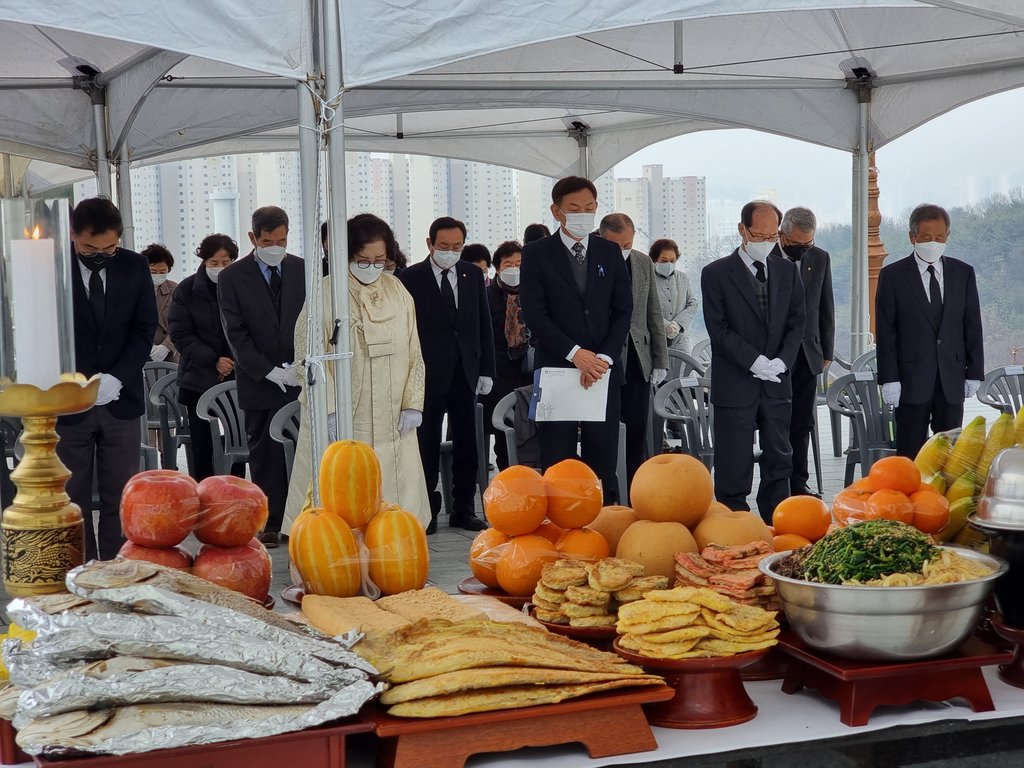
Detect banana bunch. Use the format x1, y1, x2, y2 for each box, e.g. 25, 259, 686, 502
914, 409, 1024, 543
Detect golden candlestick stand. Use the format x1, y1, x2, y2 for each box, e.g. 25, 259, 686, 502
0, 374, 99, 596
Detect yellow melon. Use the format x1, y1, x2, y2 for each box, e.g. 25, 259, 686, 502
615, 520, 698, 580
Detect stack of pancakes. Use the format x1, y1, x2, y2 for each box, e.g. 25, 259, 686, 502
674, 542, 781, 612
532, 558, 668, 628
616, 586, 780, 659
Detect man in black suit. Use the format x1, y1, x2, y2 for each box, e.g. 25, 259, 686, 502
399, 217, 495, 534
519, 177, 633, 504
56, 198, 158, 560
876, 203, 984, 459
701, 200, 805, 522
774, 207, 834, 497
218, 206, 305, 547
598, 213, 668, 492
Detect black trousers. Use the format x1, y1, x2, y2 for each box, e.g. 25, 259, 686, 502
179, 387, 245, 482
538, 367, 622, 505
713, 395, 793, 523
418, 372, 479, 520
56, 407, 141, 560
244, 406, 289, 532
1, 454, 15, 510
788, 348, 818, 492
895, 376, 963, 459
620, 344, 651, 495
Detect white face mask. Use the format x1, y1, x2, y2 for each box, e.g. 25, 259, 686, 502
349, 261, 384, 285
206, 267, 225, 284
744, 240, 774, 263
256, 245, 286, 267
151, 274, 168, 287
655, 262, 676, 278
560, 211, 596, 240
914, 241, 946, 264
431, 250, 460, 269
500, 267, 521, 287
621, 248, 632, 260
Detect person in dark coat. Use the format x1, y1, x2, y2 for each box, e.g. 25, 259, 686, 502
168, 234, 241, 481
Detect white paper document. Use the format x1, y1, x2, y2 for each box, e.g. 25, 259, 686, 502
529, 366, 610, 422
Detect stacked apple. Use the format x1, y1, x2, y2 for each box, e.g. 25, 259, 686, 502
118, 469, 272, 601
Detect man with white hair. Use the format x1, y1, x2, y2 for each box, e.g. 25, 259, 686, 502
774, 206, 834, 498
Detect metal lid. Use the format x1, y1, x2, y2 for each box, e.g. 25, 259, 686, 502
976, 448, 1024, 529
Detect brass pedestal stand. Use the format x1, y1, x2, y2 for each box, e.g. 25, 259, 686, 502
0, 375, 99, 596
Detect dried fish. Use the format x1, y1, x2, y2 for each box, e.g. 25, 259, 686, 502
0, 683, 20, 719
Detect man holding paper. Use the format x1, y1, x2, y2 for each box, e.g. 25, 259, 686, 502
701, 200, 805, 522
520, 176, 633, 503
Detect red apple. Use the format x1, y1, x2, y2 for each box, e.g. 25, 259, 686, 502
118, 541, 193, 571
120, 472, 200, 547
194, 476, 269, 547
192, 538, 272, 601
132, 469, 199, 488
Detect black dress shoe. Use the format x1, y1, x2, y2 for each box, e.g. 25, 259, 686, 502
257, 531, 280, 549
449, 515, 488, 531
425, 516, 438, 535
791, 487, 822, 499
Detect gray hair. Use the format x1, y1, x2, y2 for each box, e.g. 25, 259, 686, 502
780, 207, 817, 235
909, 203, 950, 235
598, 212, 634, 235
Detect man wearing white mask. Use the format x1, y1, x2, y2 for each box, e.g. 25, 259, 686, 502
876, 203, 984, 459
701, 200, 805, 522
218, 206, 305, 547
400, 217, 495, 533
519, 177, 633, 504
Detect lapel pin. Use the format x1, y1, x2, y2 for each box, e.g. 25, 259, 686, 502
598, 265, 605, 277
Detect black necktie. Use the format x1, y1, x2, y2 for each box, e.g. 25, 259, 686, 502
268, 265, 281, 307
754, 262, 766, 283
927, 265, 942, 324
89, 269, 105, 327
572, 242, 585, 264
440, 269, 457, 317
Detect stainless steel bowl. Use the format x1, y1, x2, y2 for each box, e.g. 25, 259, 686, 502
977, 447, 1024, 530
759, 548, 1007, 661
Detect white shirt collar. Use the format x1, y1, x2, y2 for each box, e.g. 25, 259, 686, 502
738, 246, 764, 275
559, 228, 587, 255
914, 253, 943, 277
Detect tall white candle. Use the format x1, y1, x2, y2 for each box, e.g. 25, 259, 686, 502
10, 237, 62, 389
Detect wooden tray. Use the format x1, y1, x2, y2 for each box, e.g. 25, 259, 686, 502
740, 644, 790, 681
1, 718, 30, 765
456, 577, 530, 608
778, 632, 1012, 726
990, 613, 1024, 688
26, 718, 372, 768
528, 606, 617, 647
364, 685, 674, 768
613, 640, 767, 729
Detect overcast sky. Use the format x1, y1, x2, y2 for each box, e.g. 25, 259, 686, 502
614, 88, 1024, 227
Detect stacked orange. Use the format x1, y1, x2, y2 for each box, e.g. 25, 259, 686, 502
831, 456, 949, 535
469, 460, 610, 597
771, 495, 831, 551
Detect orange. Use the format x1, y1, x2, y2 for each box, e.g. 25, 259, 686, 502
868, 456, 922, 496
831, 487, 872, 526
534, 520, 565, 544
542, 459, 603, 529
865, 489, 915, 525
469, 528, 511, 588
772, 533, 812, 552
483, 465, 548, 536
554, 527, 611, 561
772, 496, 831, 542
917, 481, 942, 496
910, 490, 950, 534
850, 477, 874, 491
494, 533, 559, 596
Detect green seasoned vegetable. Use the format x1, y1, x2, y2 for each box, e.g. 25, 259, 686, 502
802, 519, 939, 584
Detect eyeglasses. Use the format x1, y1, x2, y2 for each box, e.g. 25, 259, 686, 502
745, 230, 778, 243
354, 260, 387, 269
78, 245, 119, 256
784, 237, 814, 248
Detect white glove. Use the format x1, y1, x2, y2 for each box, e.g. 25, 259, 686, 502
965, 379, 982, 398
476, 376, 493, 396
150, 344, 169, 362
651, 368, 668, 388
665, 321, 680, 340
749, 355, 781, 384
265, 365, 298, 392
397, 409, 422, 437
766, 358, 786, 376
881, 382, 902, 408
95, 373, 123, 406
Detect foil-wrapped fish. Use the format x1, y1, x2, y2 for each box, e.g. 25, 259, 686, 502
3, 638, 66, 689
16, 679, 384, 756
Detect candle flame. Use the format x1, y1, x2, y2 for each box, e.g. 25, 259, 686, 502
23, 226, 42, 239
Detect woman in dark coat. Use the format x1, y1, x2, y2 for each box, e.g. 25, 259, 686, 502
168, 234, 240, 480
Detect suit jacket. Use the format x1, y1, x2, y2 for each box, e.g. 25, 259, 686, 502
519, 232, 633, 371
771, 244, 834, 374
875, 254, 984, 406
168, 268, 234, 395
153, 279, 179, 363
218, 252, 305, 411
61, 248, 158, 424
700, 250, 806, 408
399, 259, 495, 397
622, 249, 668, 380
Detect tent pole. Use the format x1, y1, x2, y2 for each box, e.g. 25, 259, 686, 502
323, 0, 353, 441
851, 96, 871, 358
298, 79, 329, 501
116, 145, 135, 251
0, 154, 13, 198
91, 97, 112, 199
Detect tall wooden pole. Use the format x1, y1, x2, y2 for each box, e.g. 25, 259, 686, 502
867, 150, 888, 340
